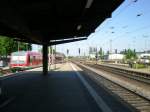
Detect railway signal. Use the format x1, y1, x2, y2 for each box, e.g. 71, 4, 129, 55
115, 49, 117, 54
67, 49, 69, 55
67, 49, 69, 62
78, 48, 80, 55
78, 48, 81, 61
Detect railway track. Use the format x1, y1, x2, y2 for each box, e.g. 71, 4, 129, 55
0, 65, 42, 77
84, 61, 150, 84
74, 62, 150, 112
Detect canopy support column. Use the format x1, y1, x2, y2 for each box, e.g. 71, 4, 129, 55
43, 44, 48, 75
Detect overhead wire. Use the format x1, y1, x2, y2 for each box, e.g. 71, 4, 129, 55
97, 0, 139, 46
112, 24, 150, 42
89, 0, 149, 52
101, 0, 150, 47
96, 0, 136, 33
100, 23, 150, 51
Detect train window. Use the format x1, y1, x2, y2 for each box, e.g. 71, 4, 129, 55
11, 60, 17, 64
11, 60, 25, 64
12, 51, 26, 56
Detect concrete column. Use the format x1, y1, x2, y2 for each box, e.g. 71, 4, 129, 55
43, 45, 48, 75
0, 79, 2, 97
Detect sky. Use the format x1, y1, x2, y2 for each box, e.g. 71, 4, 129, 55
33, 0, 150, 56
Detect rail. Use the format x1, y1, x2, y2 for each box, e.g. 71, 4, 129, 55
79, 61, 150, 84
74, 62, 150, 112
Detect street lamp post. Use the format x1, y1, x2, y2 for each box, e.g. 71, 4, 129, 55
78, 48, 80, 61
18, 41, 20, 52
67, 49, 69, 62
110, 39, 112, 54
55, 43, 56, 69
143, 35, 148, 53
95, 47, 98, 64
48, 46, 51, 71
26, 43, 28, 51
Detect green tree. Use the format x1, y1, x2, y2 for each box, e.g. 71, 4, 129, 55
18, 42, 32, 51
124, 49, 137, 60
0, 36, 32, 57
98, 47, 104, 59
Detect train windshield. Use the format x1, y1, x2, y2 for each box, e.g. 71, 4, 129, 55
11, 51, 26, 56
11, 51, 27, 64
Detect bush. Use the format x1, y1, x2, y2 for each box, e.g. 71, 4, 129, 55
10, 67, 23, 73
133, 64, 146, 69
0, 72, 3, 76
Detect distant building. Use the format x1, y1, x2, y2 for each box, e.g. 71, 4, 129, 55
139, 53, 150, 58
48, 52, 65, 64
103, 54, 124, 61
89, 47, 97, 59
89, 53, 96, 59
136, 50, 149, 57
138, 53, 150, 64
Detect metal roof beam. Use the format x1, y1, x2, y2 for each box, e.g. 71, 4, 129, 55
49, 37, 87, 45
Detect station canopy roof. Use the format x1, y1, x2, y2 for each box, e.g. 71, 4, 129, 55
0, 0, 124, 45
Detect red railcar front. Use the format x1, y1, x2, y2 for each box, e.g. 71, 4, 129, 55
10, 51, 42, 68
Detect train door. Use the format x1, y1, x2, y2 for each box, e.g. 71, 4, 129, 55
29, 55, 33, 66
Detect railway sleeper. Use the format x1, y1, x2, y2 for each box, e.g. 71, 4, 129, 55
77, 63, 150, 111
127, 100, 147, 103
132, 103, 150, 106
136, 106, 150, 110
96, 64, 150, 79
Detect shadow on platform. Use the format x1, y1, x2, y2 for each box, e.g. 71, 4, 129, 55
1, 70, 100, 112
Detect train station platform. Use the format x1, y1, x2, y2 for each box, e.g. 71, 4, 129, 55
0, 63, 132, 112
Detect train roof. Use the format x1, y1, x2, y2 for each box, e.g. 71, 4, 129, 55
11, 51, 42, 56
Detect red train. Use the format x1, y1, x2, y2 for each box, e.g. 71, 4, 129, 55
10, 51, 65, 68
10, 51, 42, 68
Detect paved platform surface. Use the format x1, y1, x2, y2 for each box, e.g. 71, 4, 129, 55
1, 63, 100, 112
0, 63, 133, 112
